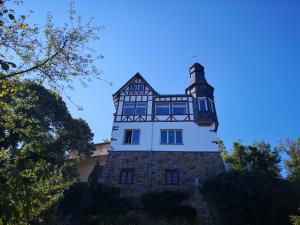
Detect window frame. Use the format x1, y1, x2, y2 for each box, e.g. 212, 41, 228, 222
155, 102, 170, 115
123, 129, 140, 145
135, 102, 147, 115
160, 129, 183, 145
198, 97, 208, 111
172, 102, 188, 115
137, 84, 144, 91
165, 169, 179, 185
123, 102, 135, 115
129, 85, 137, 91
208, 98, 215, 113
119, 168, 134, 184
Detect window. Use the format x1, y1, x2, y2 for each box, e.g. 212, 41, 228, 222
123, 102, 135, 115
198, 98, 208, 111
172, 102, 187, 115
208, 99, 215, 113
155, 102, 170, 115
120, 169, 134, 184
160, 130, 183, 144
165, 170, 179, 185
129, 85, 137, 91
137, 85, 144, 91
135, 102, 147, 115
124, 130, 140, 144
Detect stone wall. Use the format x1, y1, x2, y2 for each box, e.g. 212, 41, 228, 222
101, 151, 224, 195
101, 151, 224, 225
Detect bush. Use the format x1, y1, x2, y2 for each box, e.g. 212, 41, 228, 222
200, 171, 300, 225
141, 190, 195, 223
58, 182, 129, 218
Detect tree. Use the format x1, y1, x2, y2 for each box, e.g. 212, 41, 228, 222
200, 171, 300, 225
291, 209, 300, 225
0, 0, 103, 90
0, 81, 95, 224
279, 138, 300, 183
220, 140, 280, 177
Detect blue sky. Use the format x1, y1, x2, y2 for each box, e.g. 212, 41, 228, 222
20, 0, 300, 150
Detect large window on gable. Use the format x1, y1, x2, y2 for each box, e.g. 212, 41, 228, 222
124, 130, 140, 144
155, 102, 170, 115
160, 130, 183, 144
172, 102, 187, 115
123, 102, 135, 115
135, 102, 147, 115
198, 98, 208, 111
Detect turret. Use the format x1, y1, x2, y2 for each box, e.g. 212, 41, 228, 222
185, 63, 219, 131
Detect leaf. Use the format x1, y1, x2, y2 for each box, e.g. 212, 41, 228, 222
20, 23, 27, 29
0, 20, 3, 27
1, 62, 9, 71
8, 14, 15, 20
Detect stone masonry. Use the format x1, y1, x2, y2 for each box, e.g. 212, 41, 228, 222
101, 151, 224, 224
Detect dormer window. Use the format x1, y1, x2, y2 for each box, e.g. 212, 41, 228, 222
172, 102, 187, 115
123, 102, 135, 115
198, 97, 208, 111
155, 102, 170, 115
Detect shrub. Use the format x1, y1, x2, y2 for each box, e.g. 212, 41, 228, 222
200, 171, 300, 225
141, 190, 194, 222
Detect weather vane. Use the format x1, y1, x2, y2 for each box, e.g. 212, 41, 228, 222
192, 55, 198, 63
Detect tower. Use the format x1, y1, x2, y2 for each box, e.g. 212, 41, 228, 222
101, 63, 224, 196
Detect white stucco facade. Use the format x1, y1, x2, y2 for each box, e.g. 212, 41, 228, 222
110, 121, 218, 152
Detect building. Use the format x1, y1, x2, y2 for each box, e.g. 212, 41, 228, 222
101, 63, 224, 196
67, 142, 109, 182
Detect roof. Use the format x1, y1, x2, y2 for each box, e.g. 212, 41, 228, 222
112, 72, 158, 97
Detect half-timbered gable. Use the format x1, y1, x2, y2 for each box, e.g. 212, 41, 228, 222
113, 73, 157, 123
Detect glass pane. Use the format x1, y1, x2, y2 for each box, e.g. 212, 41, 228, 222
124, 131, 132, 144
199, 99, 207, 111
130, 85, 137, 91
175, 130, 182, 144
172, 103, 187, 115
161, 131, 168, 144
120, 171, 127, 184
156, 103, 170, 115
168, 131, 175, 144
132, 130, 140, 144
135, 102, 146, 115
127, 171, 133, 183
138, 85, 144, 91
123, 102, 135, 115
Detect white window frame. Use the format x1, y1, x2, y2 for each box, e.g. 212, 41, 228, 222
123, 102, 135, 115
198, 97, 208, 111
137, 84, 144, 91
208, 98, 215, 113
172, 102, 187, 115
129, 85, 137, 91
155, 102, 170, 115
160, 129, 183, 145
135, 102, 147, 115
123, 129, 140, 145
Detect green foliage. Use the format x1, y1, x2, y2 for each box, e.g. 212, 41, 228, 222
200, 171, 300, 225
0, 0, 103, 92
279, 138, 300, 183
291, 209, 300, 225
58, 182, 126, 219
0, 81, 95, 224
219, 140, 280, 176
141, 190, 195, 223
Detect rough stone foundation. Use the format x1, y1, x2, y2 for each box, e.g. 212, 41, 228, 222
101, 151, 224, 225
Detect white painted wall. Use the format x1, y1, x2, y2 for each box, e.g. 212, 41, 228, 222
110, 121, 218, 152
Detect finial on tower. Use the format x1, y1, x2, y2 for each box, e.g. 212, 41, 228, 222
192, 55, 199, 64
